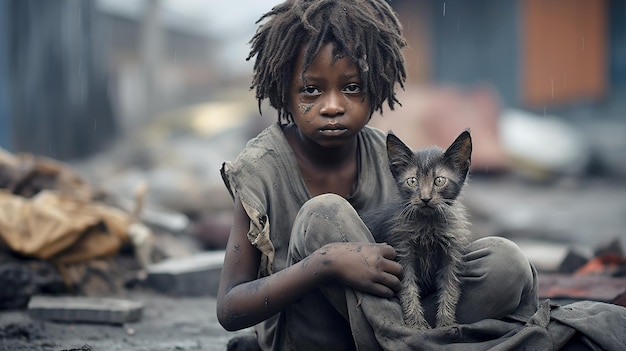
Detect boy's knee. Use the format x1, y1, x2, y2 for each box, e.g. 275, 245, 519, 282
290, 194, 361, 259
472, 236, 532, 288
460, 237, 534, 321
298, 193, 349, 219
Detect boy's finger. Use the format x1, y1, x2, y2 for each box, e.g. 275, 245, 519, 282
379, 243, 397, 260
378, 272, 402, 293
371, 283, 396, 299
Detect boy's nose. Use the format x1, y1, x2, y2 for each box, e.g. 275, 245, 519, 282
320, 91, 345, 116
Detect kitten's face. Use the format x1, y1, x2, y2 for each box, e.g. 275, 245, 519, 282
386, 131, 472, 217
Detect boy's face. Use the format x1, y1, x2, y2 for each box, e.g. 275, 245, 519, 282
287, 42, 371, 149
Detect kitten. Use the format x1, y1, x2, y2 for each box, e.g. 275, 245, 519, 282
362, 130, 472, 329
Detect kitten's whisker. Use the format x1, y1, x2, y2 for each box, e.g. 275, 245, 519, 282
436, 206, 449, 222
400, 203, 417, 219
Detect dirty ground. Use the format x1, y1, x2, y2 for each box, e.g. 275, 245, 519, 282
0, 290, 250, 351
1, 175, 625, 351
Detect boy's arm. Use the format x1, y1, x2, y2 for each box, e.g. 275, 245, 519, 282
216, 196, 403, 331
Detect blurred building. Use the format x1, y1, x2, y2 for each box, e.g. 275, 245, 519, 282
394, 0, 625, 111
0, 0, 252, 160
0, 0, 624, 161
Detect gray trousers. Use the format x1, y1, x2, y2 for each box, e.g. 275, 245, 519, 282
273, 194, 537, 351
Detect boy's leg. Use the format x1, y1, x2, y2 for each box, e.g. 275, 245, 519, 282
457, 236, 537, 323
285, 194, 389, 350
286, 194, 537, 350
421, 236, 538, 325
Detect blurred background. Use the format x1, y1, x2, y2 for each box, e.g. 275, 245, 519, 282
1, 0, 625, 278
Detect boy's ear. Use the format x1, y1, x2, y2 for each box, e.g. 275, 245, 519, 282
443, 129, 472, 176
386, 132, 414, 179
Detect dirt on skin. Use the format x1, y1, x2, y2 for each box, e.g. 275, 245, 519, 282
0, 291, 250, 351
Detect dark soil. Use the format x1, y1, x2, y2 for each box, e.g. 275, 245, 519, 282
0, 291, 247, 351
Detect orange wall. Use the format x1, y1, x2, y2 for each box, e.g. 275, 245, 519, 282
522, 0, 607, 107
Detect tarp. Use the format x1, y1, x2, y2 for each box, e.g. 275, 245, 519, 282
0, 147, 131, 264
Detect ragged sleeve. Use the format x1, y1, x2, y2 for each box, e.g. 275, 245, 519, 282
220, 123, 298, 276
221, 162, 274, 276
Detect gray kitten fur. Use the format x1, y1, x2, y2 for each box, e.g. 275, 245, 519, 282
363, 130, 472, 329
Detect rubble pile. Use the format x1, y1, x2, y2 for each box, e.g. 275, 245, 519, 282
0, 147, 154, 309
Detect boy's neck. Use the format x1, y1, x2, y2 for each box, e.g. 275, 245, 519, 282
282, 123, 359, 198
283, 124, 358, 170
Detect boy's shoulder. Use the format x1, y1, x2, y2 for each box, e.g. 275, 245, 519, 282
362, 124, 386, 137
248, 121, 282, 144
360, 124, 388, 147
231, 122, 288, 166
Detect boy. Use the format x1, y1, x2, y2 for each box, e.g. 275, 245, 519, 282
218, 1, 626, 350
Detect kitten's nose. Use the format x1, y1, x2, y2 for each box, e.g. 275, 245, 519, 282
421, 197, 431, 203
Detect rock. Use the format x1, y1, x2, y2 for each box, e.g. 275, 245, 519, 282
0, 262, 36, 309
28, 296, 144, 324
146, 251, 225, 296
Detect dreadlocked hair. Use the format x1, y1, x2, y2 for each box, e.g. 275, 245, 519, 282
247, 0, 408, 123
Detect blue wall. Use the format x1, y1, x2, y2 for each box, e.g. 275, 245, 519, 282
429, 0, 519, 107
0, 0, 12, 150
610, 0, 626, 90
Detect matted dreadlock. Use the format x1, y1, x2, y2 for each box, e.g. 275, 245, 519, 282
247, 0, 407, 123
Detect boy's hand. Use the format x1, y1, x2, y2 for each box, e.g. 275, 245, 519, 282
315, 242, 403, 298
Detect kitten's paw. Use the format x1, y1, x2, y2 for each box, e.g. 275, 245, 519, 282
404, 316, 431, 330
435, 317, 457, 329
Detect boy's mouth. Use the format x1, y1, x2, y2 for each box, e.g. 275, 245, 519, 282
319, 127, 347, 136
319, 124, 347, 136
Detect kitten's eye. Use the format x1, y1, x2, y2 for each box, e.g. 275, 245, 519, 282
406, 177, 418, 188
434, 176, 447, 187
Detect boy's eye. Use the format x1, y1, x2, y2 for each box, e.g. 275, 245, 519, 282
406, 177, 418, 188
343, 83, 362, 94
434, 176, 447, 187
302, 86, 321, 95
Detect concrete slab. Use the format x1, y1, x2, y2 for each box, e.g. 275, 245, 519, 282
28, 296, 144, 324
146, 250, 225, 296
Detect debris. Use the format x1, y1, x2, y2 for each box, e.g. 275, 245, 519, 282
60, 345, 93, 351
0, 263, 35, 309
191, 211, 233, 250
111, 192, 190, 234
146, 251, 225, 296
559, 247, 593, 274
574, 253, 626, 277
538, 274, 626, 304
537, 239, 626, 305
0, 147, 155, 294
0, 189, 130, 262
500, 108, 591, 180
0, 259, 70, 310
0, 147, 93, 201
510, 238, 572, 272
28, 296, 144, 324
128, 222, 155, 269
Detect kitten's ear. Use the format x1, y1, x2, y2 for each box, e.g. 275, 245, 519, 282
443, 129, 472, 178
386, 132, 414, 178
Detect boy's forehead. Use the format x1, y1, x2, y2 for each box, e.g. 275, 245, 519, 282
298, 41, 354, 69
